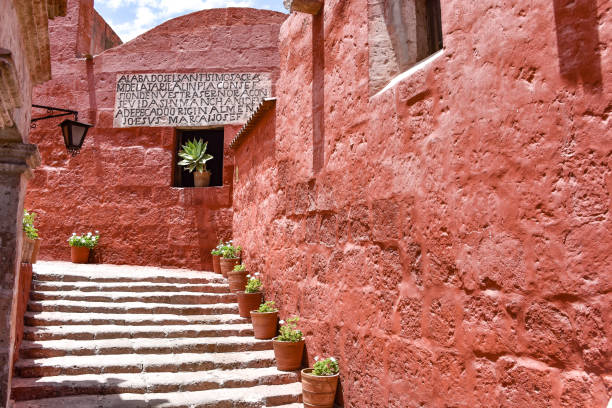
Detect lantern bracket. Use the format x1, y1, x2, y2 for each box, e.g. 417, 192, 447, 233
31, 104, 78, 127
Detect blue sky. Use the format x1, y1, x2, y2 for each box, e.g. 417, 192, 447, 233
94, 0, 287, 43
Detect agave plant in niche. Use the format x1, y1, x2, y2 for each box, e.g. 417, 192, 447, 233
178, 138, 214, 187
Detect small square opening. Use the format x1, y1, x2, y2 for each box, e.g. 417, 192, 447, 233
174, 129, 224, 187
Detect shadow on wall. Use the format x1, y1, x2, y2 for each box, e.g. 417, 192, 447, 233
312, 11, 325, 174
552, 0, 602, 92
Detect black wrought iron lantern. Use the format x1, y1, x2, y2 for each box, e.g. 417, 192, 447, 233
31, 105, 93, 155
58, 119, 92, 155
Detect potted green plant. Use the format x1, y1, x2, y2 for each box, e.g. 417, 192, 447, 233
219, 241, 241, 278
210, 241, 223, 274
273, 316, 305, 371
250, 300, 278, 339
227, 263, 249, 292
301, 357, 340, 408
237, 272, 263, 318
22, 210, 39, 263
68, 231, 100, 264
178, 138, 213, 187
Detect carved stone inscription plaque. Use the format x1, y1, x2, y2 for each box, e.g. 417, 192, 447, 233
113, 72, 272, 128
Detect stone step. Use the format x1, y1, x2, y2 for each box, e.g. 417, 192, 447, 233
16, 350, 277, 377
30, 291, 236, 304
24, 311, 247, 327
21, 336, 273, 358
24, 323, 254, 341
32, 261, 224, 285
28, 300, 239, 315
12, 367, 298, 400
31, 280, 230, 293
13, 382, 302, 407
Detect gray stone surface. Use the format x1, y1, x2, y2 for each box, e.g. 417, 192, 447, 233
113, 72, 272, 128
13, 262, 302, 405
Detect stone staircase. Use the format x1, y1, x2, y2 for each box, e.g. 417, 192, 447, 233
11, 262, 302, 407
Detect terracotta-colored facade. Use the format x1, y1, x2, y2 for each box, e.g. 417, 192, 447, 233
1, 0, 67, 405
232, 1, 611, 407
25, 1, 286, 270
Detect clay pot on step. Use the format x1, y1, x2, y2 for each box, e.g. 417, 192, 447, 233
21, 232, 35, 263
71, 246, 90, 263
273, 338, 305, 371
301, 369, 340, 408
219, 257, 240, 278
227, 269, 249, 292
250, 310, 278, 339
31, 239, 41, 264
212, 254, 221, 274
236, 291, 263, 318
193, 170, 211, 187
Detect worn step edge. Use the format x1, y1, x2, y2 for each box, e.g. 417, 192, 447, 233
30, 291, 237, 305
16, 350, 277, 377
24, 311, 247, 327
11, 367, 298, 401
21, 336, 272, 358
13, 382, 302, 407
31, 281, 230, 293
24, 323, 254, 341
27, 300, 239, 315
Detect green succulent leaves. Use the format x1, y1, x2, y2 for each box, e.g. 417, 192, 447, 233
178, 139, 213, 173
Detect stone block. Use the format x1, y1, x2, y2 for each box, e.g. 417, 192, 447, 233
283, 0, 324, 15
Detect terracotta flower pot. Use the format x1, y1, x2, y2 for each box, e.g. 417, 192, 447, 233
237, 291, 263, 318
250, 311, 278, 339
301, 368, 340, 408
227, 270, 249, 292
212, 254, 221, 274
193, 170, 211, 187
21, 232, 35, 263
219, 257, 240, 278
31, 239, 41, 264
71, 246, 90, 263
273, 338, 305, 371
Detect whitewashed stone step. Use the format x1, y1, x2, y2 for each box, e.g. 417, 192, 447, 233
28, 300, 239, 315
25, 311, 246, 326
21, 336, 273, 358
12, 367, 299, 400
24, 323, 254, 341
30, 291, 236, 304
32, 261, 223, 284
13, 382, 302, 407
32, 280, 230, 293
16, 350, 277, 377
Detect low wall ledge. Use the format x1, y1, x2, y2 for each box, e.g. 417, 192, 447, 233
230, 98, 276, 149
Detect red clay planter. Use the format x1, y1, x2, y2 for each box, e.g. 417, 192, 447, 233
301, 369, 339, 408
71, 246, 90, 263
237, 292, 263, 318
212, 254, 221, 274
219, 257, 240, 278
250, 311, 278, 339
273, 338, 305, 371
227, 270, 249, 292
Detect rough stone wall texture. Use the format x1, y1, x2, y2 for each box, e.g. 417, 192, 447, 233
232, 1, 612, 407
25, 2, 286, 270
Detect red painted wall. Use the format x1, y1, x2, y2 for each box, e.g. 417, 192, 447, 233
25, 1, 286, 270
232, 1, 611, 406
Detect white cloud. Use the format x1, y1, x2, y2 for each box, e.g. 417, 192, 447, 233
98, 0, 256, 41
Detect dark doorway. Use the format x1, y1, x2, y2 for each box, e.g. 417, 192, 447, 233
174, 129, 224, 187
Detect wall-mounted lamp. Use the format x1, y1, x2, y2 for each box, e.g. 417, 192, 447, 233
31, 104, 93, 155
